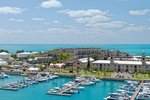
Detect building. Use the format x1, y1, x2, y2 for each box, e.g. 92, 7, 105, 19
65, 57, 94, 68
92, 55, 150, 73
49, 63, 65, 68
0, 52, 11, 59
17, 52, 38, 58
63, 48, 102, 55
0, 58, 8, 66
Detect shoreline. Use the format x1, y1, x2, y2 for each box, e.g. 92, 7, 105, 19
2, 70, 150, 81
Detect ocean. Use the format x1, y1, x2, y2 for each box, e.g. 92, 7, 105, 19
0, 44, 150, 55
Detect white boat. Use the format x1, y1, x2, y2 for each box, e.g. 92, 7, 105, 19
105, 93, 130, 100
76, 86, 85, 90
81, 81, 95, 86
137, 93, 150, 100
0, 72, 8, 78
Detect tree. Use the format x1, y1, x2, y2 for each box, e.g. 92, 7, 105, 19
87, 56, 91, 70
37, 65, 45, 71
11, 54, 17, 58
0, 49, 9, 53
16, 50, 24, 53
76, 66, 79, 75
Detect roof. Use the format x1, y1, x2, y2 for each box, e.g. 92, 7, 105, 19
79, 57, 94, 63
92, 60, 150, 65
27, 67, 39, 71
0, 52, 10, 55
18, 52, 32, 55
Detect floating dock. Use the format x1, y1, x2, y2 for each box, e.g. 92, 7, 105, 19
130, 81, 143, 100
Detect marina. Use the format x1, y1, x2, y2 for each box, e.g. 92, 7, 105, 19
0, 73, 59, 91
105, 80, 150, 100
0, 74, 125, 100
46, 76, 100, 96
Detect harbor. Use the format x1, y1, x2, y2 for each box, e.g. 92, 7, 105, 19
105, 80, 150, 100
0, 74, 125, 100
0, 73, 59, 91
46, 76, 100, 96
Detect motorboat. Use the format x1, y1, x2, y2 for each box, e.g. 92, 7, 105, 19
0, 72, 8, 78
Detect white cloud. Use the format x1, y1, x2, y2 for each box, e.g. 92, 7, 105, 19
122, 24, 147, 32
0, 7, 26, 14
32, 18, 45, 21
41, 0, 62, 8
129, 9, 150, 15
53, 20, 61, 24
59, 9, 111, 23
9, 18, 24, 22
37, 27, 79, 34
86, 21, 126, 29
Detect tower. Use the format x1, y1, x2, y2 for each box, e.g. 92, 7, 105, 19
110, 56, 114, 64
142, 50, 146, 66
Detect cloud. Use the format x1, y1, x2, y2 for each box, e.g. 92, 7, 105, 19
32, 18, 45, 21
59, 9, 111, 23
41, 0, 62, 8
9, 18, 24, 22
86, 21, 126, 29
129, 9, 150, 15
122, 24, 147, 32
0, 7, 26, 14
37, 27, 79, 34
53, 20, 61, 24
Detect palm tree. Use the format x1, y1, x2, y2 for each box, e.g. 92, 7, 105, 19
87, 56, 91, 71
76, 66, 79, 75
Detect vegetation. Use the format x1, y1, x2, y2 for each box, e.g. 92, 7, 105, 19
51, 53, 74, 63
37, 64, 45, 71
30, 54, 39, 59
134, 71, 150, 79
0, 49, 9, 53
11, 54, 17, 58
16, 50, 25, 53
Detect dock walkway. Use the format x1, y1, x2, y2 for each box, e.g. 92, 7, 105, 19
130, 81, 143, 100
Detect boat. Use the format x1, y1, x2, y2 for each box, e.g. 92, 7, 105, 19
105, 93, 130, 100
136, 93, 150, 100
81, 81, 95, 86
76, 86, 85, 90
0, 72, 8, 78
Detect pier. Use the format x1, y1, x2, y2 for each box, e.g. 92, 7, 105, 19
130, 81, 143, 100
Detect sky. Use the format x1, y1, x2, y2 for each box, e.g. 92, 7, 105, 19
0, 0, 150, 44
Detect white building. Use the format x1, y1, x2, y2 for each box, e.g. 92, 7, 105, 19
17, 52, 37, 58
0, 52, 11, 59
71, 57, 94, 68
92, 56, 150, 72
0, 58, 8, 66
49, 63, 65, 68
27, 67, 39, 72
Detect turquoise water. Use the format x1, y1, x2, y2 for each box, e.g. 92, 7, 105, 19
0, 44, 150, 55
0, 75, 125, 100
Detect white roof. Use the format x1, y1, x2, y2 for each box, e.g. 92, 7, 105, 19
50, 63, 64, 67
28, 67, 39, 71
18, 52, 32, 54
131, 57, 140, 61
0, 60, 8, 66
79, 57, 94, 63
92, 60, 150, 65
0, 52, 10, 55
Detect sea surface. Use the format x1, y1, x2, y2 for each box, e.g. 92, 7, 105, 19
0, 44, 150, 55
0, 75, 125, 100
